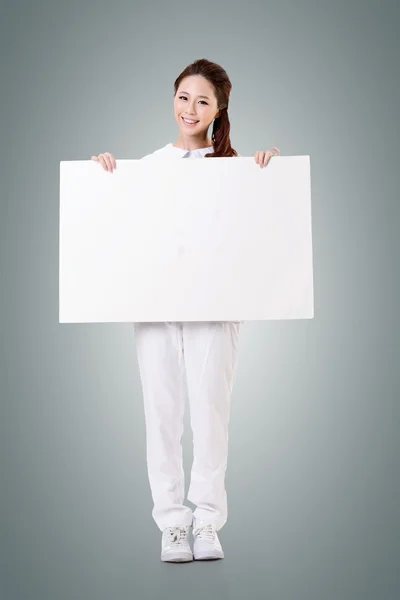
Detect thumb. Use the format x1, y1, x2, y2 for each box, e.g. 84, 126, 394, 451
91, 155, 98, 161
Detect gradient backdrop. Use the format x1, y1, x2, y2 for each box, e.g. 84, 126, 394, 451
1, 1, 399, 599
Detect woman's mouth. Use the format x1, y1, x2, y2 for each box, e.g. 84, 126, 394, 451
182, 117, 199, 126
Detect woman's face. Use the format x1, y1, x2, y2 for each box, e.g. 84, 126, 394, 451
174, 75, 220, 139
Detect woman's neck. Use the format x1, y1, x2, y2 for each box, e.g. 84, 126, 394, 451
173, 136, 213, 151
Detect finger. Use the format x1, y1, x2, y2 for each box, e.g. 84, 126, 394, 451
255, 151, 264, 166
105, 152, 115, 172
259, 151, 267, 168
103, 153, 113, 172
110, 154, 117, 170
264, 151, 272, 167
102, 154, 112, 172
98, 155, 108, 171
271, 146, 280, 155
91, 155, 99, 161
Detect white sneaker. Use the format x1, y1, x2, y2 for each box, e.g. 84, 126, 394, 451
192, 520, 224, 560
161, 525, 193, 562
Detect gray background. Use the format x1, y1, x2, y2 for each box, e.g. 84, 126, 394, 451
1, 0, 399, 599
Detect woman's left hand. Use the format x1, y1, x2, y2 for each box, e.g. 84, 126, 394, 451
254, 147, 280, 168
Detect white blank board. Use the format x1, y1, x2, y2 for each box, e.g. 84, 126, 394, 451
59, 156, 314, 323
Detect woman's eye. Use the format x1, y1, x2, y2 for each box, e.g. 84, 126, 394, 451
179, 96, 207, 105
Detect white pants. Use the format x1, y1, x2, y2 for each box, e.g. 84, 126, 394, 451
134, 321, 241, 532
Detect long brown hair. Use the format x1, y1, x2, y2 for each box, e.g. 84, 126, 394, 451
173, 58, 238, 158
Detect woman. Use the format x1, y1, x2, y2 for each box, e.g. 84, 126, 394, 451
92, 58, 280, 563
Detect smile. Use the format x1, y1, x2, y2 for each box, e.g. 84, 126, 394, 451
182, 117, 199, 125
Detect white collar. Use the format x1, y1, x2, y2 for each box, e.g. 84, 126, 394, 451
163, 143, 213, 157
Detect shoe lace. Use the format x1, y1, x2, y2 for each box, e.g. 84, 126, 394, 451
193, 523, 216, 541
165, 526, 188, 545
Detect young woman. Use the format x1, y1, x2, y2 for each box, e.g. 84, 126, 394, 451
92, 58, 280, 563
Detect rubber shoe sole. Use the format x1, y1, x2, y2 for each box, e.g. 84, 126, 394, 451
193, 548, 224, 560
161, 550, 193, 562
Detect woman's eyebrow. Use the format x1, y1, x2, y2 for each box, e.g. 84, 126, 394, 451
179, 91, 210, 99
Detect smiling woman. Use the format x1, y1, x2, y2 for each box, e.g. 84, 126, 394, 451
172, 58, 239, 157
90, 57, 280, 565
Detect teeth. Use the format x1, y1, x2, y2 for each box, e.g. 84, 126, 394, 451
183, 118, 198, 124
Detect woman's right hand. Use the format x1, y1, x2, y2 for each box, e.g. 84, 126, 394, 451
91, 152, 117, 173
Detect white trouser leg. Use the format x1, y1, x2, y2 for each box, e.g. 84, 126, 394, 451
183, 321, 241, 531
134, 322, 193, 531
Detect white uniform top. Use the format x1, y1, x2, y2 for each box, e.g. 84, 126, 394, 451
141, 142, 214, 160
140, 142, 244, 324
141, 142, 241, 160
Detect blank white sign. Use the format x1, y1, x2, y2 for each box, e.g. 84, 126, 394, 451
59, 156, 314, 323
